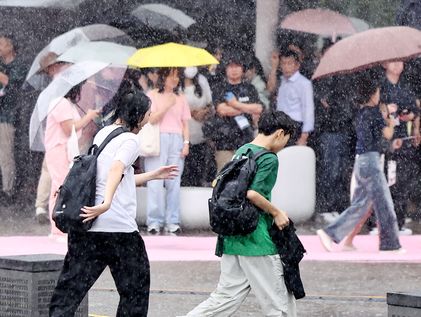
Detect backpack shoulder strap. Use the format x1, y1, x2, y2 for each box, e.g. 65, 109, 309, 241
95, 127, 129, 157
251, 149, 277, 161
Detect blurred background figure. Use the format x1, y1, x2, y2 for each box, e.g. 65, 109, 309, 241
144, 68, 191, 235
44, 82, 99, 240
180, 66, 213, 187
244, 55, 270, 109
0, 34, 26, 204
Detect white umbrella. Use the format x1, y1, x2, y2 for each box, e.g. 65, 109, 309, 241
0, 0, 85, 9
57, 41, 137, 65
29, 61, 126, 151
132, 3, 196, 30
25, 24, 130, 90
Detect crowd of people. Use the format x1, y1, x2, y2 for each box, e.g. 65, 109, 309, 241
0, 29, 421, 240
0, 19, 420, 315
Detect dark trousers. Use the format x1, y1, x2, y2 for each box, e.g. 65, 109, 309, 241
181, 142, 216, 186
49, 231, 150, 317
316, 132, 352, 214
390, 145, 418, 228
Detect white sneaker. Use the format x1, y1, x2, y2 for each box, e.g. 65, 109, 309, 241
321, 212, 340, 224
147, 224, 160, 234
164, 224, 181, 234
369, 228, 379, 236
316, 229, 333, 252
399, 227, 413, 236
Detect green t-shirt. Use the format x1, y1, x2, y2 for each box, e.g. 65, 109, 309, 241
220, 143, 279, 256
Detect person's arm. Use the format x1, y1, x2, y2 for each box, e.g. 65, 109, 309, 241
0, 72, 9, 86
135, 165, 179, 185
297, 81, 315, 145
181, 119, 190, 158
60, 109, 99, 136
266, 51, 279, 94
383, 116, 395, 140
80, 160, 125, 222
216, 102, 242, 117
246, 190, 289, 229
228, 98, 263, 115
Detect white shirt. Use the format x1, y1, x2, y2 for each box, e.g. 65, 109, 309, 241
183, 74, 212, 144
89, 125, 140, 233
276, 71, 314, 133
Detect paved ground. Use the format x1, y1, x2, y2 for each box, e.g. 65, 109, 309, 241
2, 199, 421, 316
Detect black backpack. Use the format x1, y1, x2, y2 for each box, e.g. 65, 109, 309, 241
53, 127, 128, 233
208, 149, 276, 236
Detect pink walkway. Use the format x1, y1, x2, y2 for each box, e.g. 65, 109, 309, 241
0, 235, 420, 263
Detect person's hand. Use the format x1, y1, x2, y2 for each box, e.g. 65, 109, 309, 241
321, 98, 329, 109
296, 133, 308, 146
226, 96, 238, 108
270, 51, 280, 70
0, 72, 9, 86
387, 103, 398, 114
87, 109, 100, 121
153, 165, 179, 180
80, 202, 111, 223
392, 138, 403, 150
274, 210, 289, 230
399, 111, 415, 122
164, 93, 177, 109
181, 143, 189, 158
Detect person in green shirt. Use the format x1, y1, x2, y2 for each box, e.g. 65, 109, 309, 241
182, 110, 298, 317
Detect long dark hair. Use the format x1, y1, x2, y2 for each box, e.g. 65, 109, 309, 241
180, 71, 203, 98
65, 81, 85, 104
156, 68, 180, 94
110, 86, 151, 131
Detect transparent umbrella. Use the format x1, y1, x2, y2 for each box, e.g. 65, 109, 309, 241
0, 0, 85, 9
25, 24, 131, 90
57, 41, 136, 65
131, 3, 196, 31
29, 61, 126, 151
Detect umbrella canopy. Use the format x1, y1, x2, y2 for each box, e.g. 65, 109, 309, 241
29, 61, 126, 151
312, 26, 421, 80
281, 8, 357, 40
127, 42, 218, 68
26, 24, 130, 90
0, 0, 85, 9
349, 17, 370, 33
57, 41, 136, 65
131, 3, 196, 30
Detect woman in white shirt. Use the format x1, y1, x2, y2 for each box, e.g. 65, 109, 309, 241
180, 66, 214, 186
49, 86, 178, 316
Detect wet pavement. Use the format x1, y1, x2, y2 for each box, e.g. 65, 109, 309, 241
1, 200, 421, 316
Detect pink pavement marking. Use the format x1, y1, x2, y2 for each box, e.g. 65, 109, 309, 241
0, 235, 420, 263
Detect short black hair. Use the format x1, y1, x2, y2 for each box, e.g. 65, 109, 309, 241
111, 86, 151, 130
258, 110, 297, 136
356, 73, 379, 104
279, 49, 300, 63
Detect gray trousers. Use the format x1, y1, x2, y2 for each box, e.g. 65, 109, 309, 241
325, 152, 401, 251
0, 123, 15, 193
184, 254, 296, 317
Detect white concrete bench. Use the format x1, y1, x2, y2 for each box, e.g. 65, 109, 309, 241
136, 146, 315, 228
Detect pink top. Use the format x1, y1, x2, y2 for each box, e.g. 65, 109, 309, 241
45, 97, 81, 151
147, 90, 191, 134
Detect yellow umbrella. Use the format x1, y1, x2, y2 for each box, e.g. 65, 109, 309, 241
127, 42, 219, 68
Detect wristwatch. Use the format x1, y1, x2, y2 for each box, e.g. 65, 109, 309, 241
183, 140, 190, 144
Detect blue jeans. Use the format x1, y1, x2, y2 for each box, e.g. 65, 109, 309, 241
144, 133, 184, 227
324, 152, 401, 251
